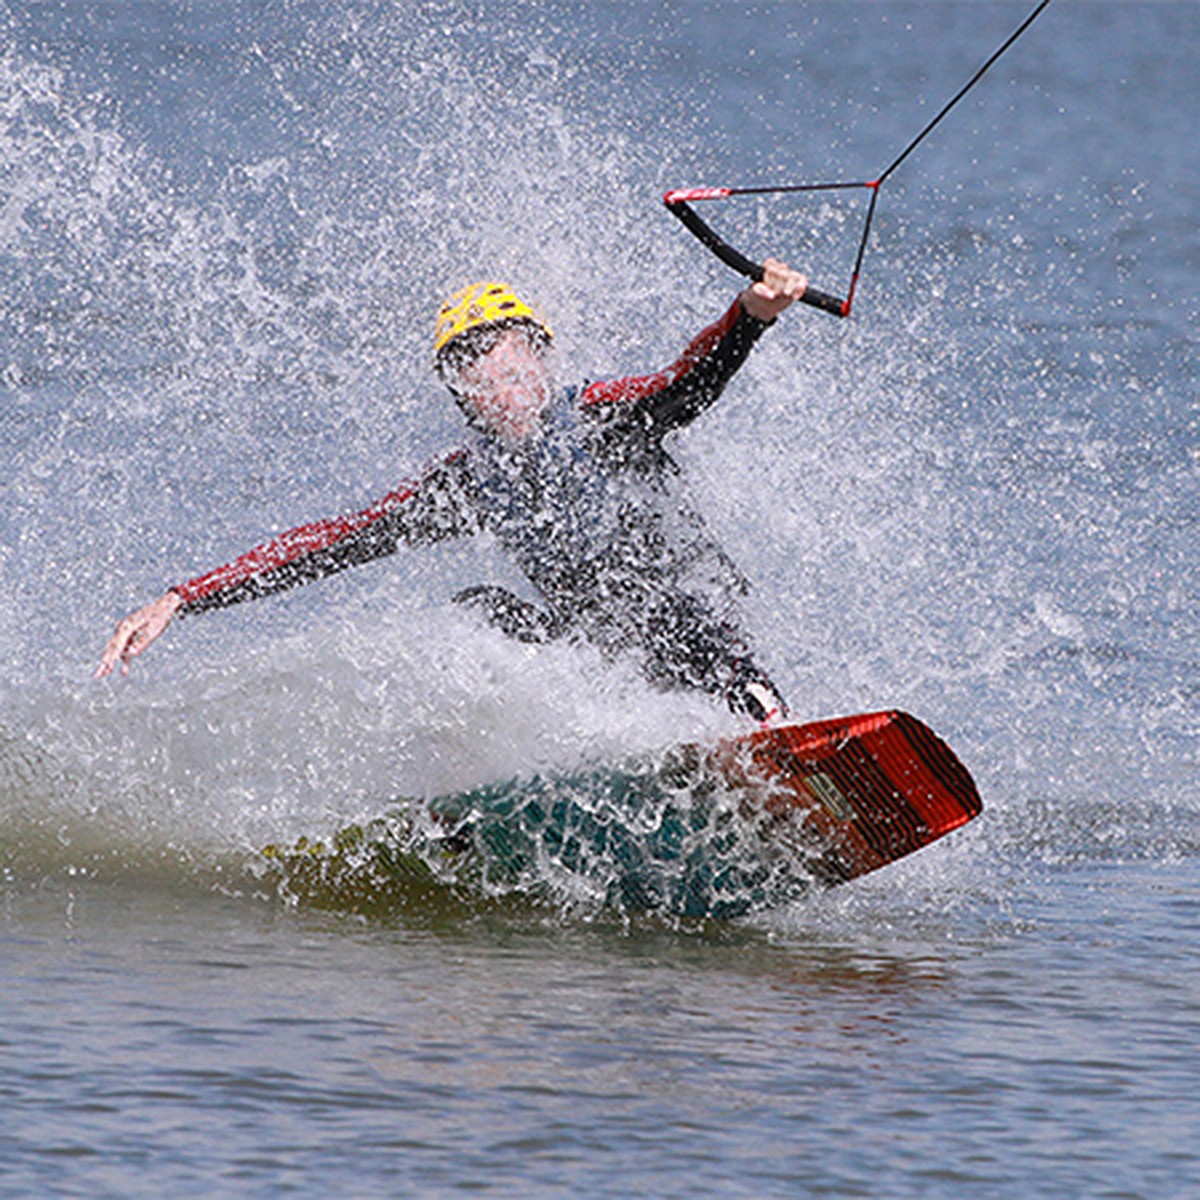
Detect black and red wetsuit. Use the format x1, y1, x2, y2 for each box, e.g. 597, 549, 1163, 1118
171, 297, 786, 717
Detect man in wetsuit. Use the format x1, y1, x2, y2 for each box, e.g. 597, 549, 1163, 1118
97, 259, 809, 721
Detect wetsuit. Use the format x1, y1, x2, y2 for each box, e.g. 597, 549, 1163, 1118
171, 297, 786, 718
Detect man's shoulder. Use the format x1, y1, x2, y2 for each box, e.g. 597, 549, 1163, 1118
372, 444, 474, 510
406, 442, 473, 482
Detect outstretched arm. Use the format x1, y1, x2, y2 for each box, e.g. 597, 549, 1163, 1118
94, 449, 478, 677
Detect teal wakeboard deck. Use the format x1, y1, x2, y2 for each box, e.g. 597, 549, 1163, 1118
264, 710, 982, 919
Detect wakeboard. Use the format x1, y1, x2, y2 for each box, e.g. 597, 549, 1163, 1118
262, 710, 981, 920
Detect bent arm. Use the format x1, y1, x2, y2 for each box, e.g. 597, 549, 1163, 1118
581, 259, 807, 436
580, 297, 768, 435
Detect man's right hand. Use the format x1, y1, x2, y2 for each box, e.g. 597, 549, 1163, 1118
95, 590, 183, 678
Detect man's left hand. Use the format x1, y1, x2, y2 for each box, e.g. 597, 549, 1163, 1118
740, 258, 808, 322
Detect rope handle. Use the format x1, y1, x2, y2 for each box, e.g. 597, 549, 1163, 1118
662, 1, 1052, 322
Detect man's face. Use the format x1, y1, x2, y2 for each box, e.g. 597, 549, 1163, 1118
455, 327, 553, 442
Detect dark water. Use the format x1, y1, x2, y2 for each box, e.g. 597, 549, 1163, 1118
2, 1, 1197, 1196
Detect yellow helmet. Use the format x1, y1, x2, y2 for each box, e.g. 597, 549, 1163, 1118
433, 281, 552, 364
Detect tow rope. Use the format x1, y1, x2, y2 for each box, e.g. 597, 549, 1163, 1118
664, 0, 1052, 317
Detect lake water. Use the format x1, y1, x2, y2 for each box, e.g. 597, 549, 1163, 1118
2, 2, 1197, 1196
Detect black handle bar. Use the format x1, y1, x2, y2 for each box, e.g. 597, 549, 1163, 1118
664, 195, 850, 318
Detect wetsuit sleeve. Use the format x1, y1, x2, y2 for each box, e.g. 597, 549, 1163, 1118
578, 297, 771, 436
171, 449, 478, 616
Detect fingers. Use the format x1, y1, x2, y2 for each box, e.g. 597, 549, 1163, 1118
94, 620, 140, 678
740, 257, 809, 322
94, 630, 125, 678
94, 592, 180, 679
759, 257, 808, 302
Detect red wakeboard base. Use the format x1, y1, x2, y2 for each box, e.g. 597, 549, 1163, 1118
709, 710, 982, 886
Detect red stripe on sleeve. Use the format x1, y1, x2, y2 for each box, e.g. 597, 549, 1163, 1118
171, 482, 420, 608
580, 298, 743, 409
